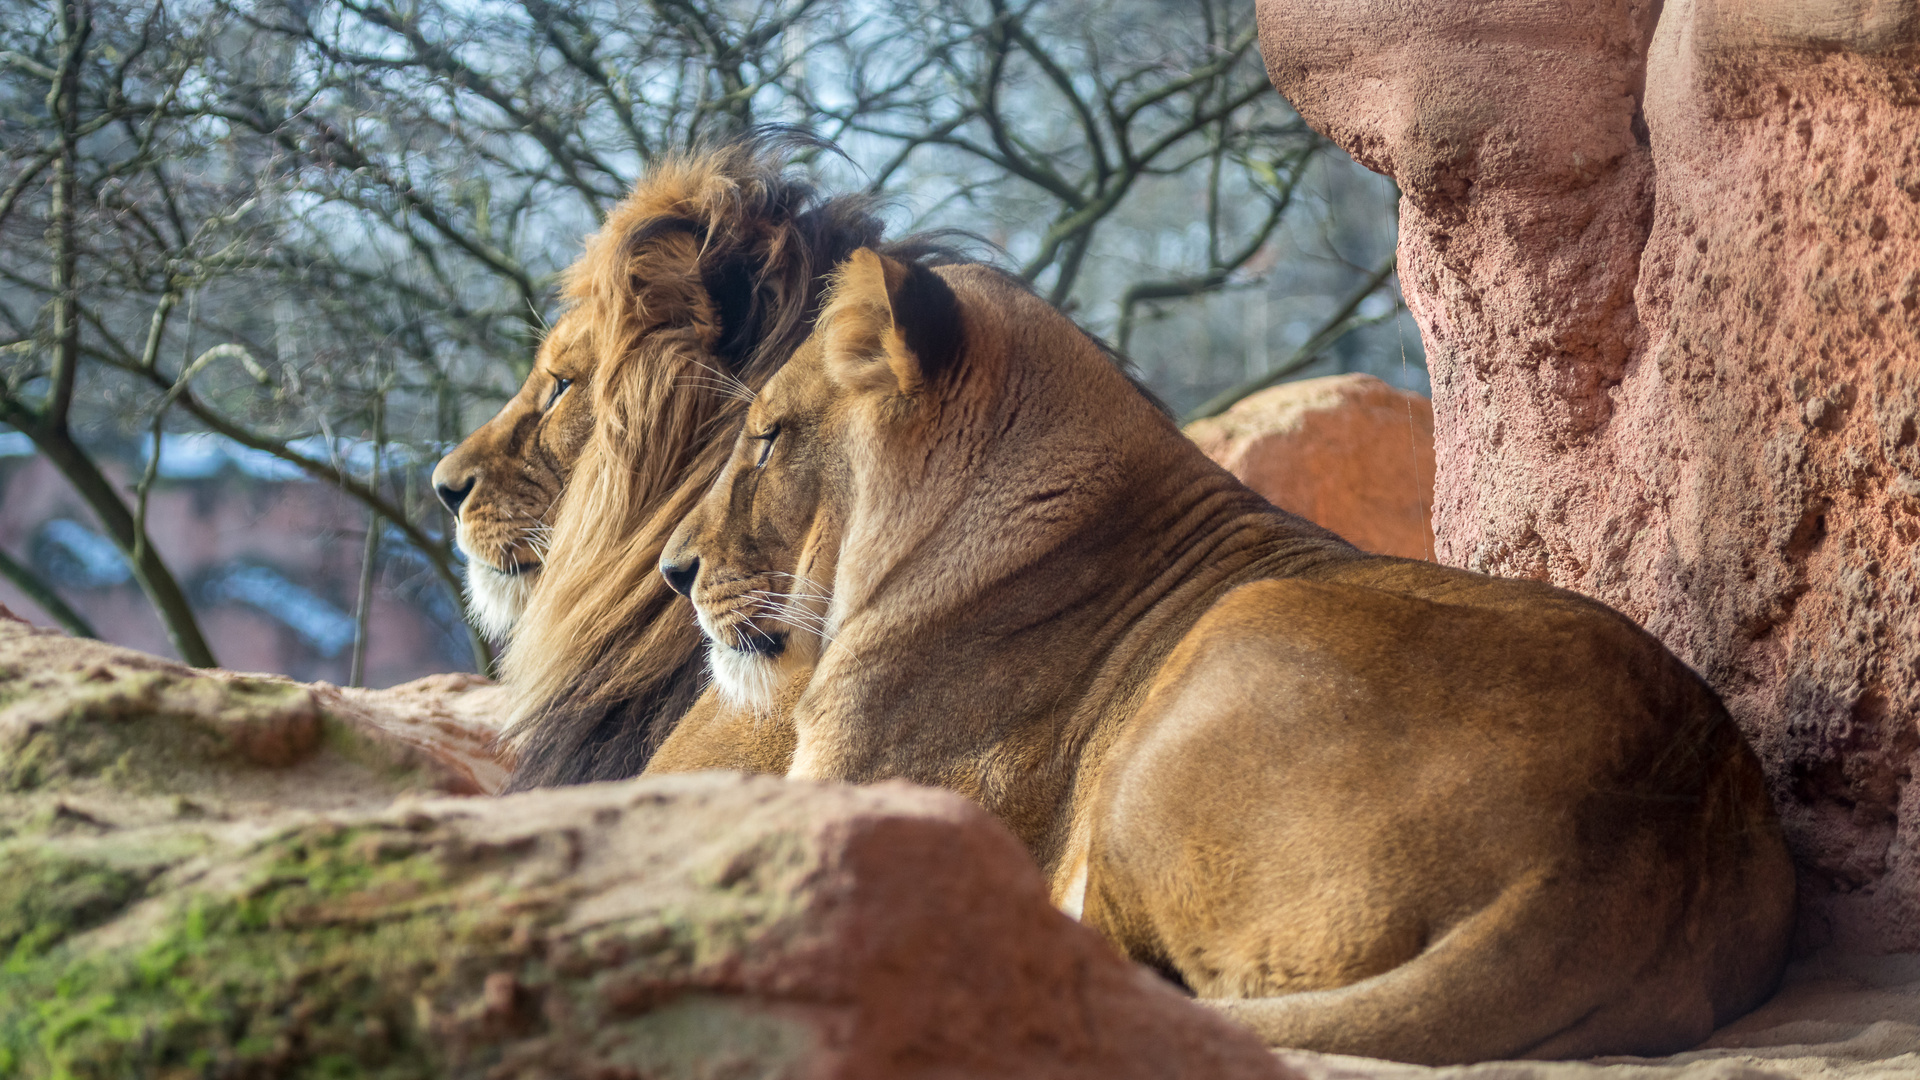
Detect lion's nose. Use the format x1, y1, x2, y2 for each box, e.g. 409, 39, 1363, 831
661, 555, 700, 598
434, 476, 476, 517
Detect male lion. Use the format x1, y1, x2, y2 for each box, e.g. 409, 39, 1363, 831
652, 249, 1796, 1064
431, 136, 937, 789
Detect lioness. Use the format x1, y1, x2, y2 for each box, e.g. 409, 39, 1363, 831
431, 136, 941, 788
652, 249, 1796, 1064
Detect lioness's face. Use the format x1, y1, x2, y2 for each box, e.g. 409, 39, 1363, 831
659, 332, 849, 711
661, 248, 966, 712
431, 311, 594, 641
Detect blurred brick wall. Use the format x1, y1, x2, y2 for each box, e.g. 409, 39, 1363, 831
0, 454, 471, 687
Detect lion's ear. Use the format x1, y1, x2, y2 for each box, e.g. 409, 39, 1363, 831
822, 249, 961, 397
621, 217, 721, 347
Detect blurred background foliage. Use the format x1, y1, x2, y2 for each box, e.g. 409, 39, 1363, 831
0, 0, 1419, 682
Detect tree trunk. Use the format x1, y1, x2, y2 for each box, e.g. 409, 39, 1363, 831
17, 413, 218, 667
28, 0, 217, 668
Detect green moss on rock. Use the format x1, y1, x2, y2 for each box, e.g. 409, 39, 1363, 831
0, 666, 324, 796
0, 804, 839, 1080
0, 850, 152, 963
0, 823, 476, 1079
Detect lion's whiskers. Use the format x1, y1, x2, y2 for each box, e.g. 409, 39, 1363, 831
526, 525, 554, 561
767, 570, 829, 597
692, 360, 756, 401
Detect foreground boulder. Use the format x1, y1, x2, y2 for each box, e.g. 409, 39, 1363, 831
6, 599, 1920, 1077
1187, 373, 1436, 560
0, 611, 1292, 1080
0, 610, 485, 811
327, 670, 513, 795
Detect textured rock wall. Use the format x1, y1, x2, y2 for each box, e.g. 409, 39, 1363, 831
1255, 0, 1920, 951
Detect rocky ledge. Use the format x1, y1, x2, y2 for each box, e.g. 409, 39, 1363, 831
6, 608, 1919, 1079
0, 609, 1288, 1079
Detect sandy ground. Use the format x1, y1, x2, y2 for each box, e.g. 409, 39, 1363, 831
1275, 953, 1920, 1080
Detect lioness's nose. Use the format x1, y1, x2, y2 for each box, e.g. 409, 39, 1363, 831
661, 555, 700, 598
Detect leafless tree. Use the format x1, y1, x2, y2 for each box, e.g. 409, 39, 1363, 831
0, 0, 1407, 674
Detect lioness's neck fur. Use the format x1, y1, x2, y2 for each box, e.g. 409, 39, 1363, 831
794, 279, 1356, 860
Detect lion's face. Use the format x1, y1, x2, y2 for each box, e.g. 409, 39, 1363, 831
432, 310, 595, 642
661, 249, 967, 712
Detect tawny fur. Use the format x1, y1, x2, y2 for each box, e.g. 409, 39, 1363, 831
650, 249, 1797, 1065
432, 135, 934, 788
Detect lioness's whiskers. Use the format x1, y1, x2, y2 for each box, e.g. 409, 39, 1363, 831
682, 361, 757, 404
749, 603, 835, 639
747, 591, 819, 619
676, 375, 758, 403
751, 598, 827, 628
735, 615, 782, 651
758, 594, 834, 625
770, 611, 831, 635
746, 595, 859, 660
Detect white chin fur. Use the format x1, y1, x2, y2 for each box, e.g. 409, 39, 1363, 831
466, 563, 536, 643
708, 641, 786, 715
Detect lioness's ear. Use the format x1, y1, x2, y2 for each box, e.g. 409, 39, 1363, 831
822, 248, 962, 396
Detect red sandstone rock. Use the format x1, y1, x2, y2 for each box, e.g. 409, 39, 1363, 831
0, 607, 508, 797
11, 609, 1917, 1075
0, 609, 1300, 1079
174, 772, 1300, 1080
1187, 374, 1435, 560
327, 673, 512, 794
1256, 0, 1920, 951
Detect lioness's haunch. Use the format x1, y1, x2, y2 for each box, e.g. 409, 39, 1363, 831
431, 135, 949, 789
651, 249, 1796, 1064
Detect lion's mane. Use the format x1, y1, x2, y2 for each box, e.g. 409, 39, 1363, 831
500, 135, 942, 790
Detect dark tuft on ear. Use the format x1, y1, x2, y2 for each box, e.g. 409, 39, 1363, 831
895, 263, 964, 384
702, 256, 758, 369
